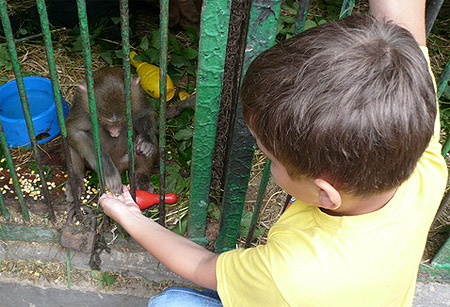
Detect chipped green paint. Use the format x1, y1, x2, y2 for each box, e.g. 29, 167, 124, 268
76, 0, 105, 191
294, 0, 309, 34
431, 236, 450, 270
215, 0, 282, 252
339, 0, 355, 19
188, 0, 232, 243
0, 224, 60, 243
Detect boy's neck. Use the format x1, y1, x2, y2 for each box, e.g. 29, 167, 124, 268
321, 188, 397, 217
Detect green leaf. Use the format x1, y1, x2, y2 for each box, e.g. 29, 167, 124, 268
139, 36, 149, 50
208, 203, 220, 220
304, 19, 317, 30
143, 48, 159, 64
183, 48, 198, 60
170, 54, 190, 68
111, 17, 120, 25
151, 29, 160, 49
169, 37, 183, 55
174, 128, 193, 141
18, 28, 28, 36
184, 26, 199, 44
238, 210, 266, 240
102, 273, 116, 286
100, 52, 113, 66
281, 15, 296, 25
166, 164, 181, 174
150, 174, 160, 188
114, 50, 123, 59
171, 214, 188, 235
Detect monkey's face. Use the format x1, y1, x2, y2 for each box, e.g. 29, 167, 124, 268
101, 117, 125, 138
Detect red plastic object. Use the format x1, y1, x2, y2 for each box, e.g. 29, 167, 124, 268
135, 190, 177, 210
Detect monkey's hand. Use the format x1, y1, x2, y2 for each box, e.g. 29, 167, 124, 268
135, 135, 157, 157
102, 156, 123, 195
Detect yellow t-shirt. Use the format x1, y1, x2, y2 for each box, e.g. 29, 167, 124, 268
216, 47, 448, 307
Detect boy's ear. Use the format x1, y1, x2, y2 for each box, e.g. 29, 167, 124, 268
313, 178, 341, 210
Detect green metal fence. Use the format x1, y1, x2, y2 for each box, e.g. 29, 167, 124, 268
0, 0, 448, 263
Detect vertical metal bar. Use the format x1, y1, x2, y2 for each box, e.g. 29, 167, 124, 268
188, 0, 232, 245
35, 0, 83, 215
244, 159, 271, 248
294, 0, 310, 35
76, 0, 105, 192
438, 61, 450, 156
0, 0, 54, 221
215, 0, 282, 252
339, 0, 355, 19
158, 0, 169, 227
120, 0, 136, 199
425, 0, 444, 36
0, 122, 12, 219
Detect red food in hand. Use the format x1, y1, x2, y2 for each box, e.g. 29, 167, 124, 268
135, 190, 177, 210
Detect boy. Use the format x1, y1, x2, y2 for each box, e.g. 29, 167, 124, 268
99, 0, 448, 305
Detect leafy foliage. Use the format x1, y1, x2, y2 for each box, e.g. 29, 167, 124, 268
91, 270, 117, 288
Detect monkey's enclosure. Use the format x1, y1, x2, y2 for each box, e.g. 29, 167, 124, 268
0, 0, 449, 282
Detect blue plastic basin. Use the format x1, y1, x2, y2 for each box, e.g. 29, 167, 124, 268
0, 77, 69, 148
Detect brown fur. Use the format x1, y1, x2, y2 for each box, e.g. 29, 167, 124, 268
65, 67, 158, 201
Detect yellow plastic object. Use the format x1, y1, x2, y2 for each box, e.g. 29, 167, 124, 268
130, 51, 175, 101
178, 91, 191, 101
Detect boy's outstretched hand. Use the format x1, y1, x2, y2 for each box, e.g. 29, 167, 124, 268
99, 185, 140, 223
98, 185, 218, 290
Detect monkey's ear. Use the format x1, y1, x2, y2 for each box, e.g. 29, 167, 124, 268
78, 83, 87, 92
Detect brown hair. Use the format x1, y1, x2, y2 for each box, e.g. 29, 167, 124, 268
241, 14, 436, 197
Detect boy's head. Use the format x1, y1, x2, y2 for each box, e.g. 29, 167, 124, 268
242, 14, 436, 197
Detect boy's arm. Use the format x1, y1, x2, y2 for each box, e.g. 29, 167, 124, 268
99, 187, 218, 290
370, 0, 426, 46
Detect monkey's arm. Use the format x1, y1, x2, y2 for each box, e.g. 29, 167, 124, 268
66, 113, 123, 194
133, 109, 158, 157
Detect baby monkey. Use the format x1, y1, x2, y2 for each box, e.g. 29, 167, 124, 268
65, 67, 158, 202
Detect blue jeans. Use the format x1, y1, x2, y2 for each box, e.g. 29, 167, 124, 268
148, 286, 223, 307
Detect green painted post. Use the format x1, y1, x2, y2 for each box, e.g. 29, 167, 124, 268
158, 0, 170, 226
294, 0, 310, 34
0, 0, 54, 221
188, 0, 232, 245
215, 0, 282, 252
76, 0, 105, 191
119, 0, 136, 198
35, 0, 83, 214
339, 0, 355, 19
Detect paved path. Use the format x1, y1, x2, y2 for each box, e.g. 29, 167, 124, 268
1, 279, 449, 307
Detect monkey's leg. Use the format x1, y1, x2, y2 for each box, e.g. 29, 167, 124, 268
68, 129, 123, 194
135, 153, 158, 193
